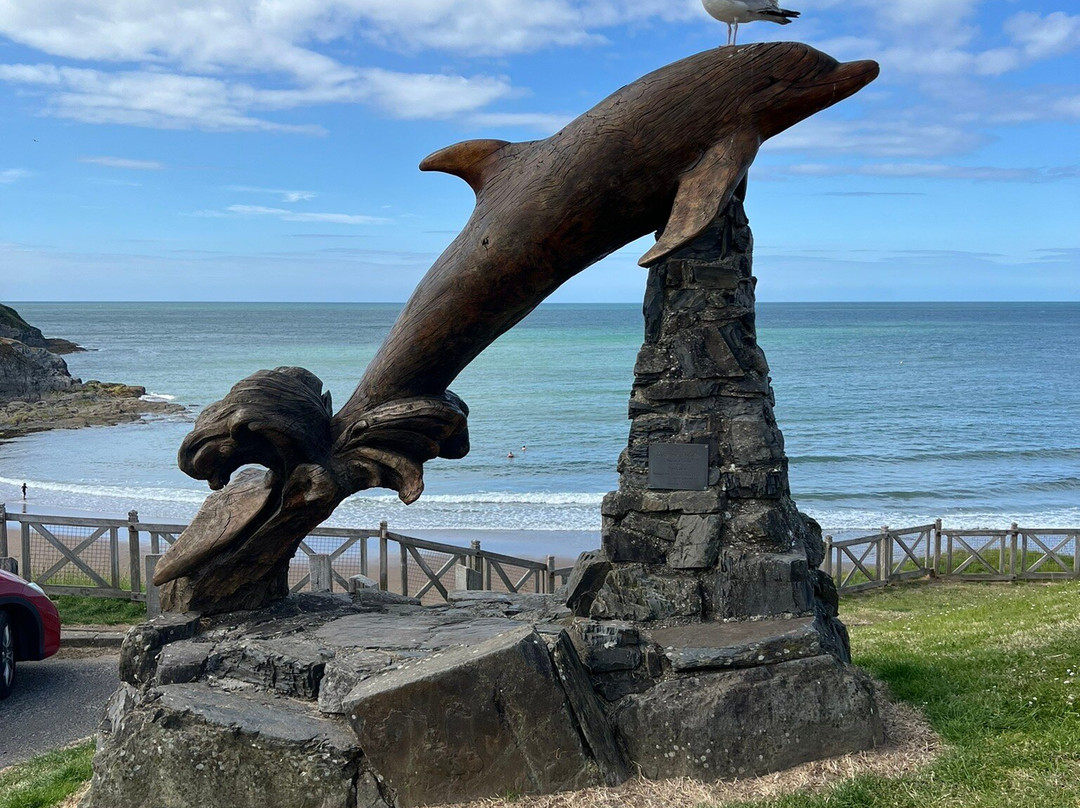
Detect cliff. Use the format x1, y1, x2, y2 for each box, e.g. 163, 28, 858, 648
0, 303, 184, 438
0, 303, 85, 355
0, 338, 79, 400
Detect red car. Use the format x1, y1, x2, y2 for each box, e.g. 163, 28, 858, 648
0, 568, 61, 700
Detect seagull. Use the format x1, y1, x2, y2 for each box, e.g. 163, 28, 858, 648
702, 0, 801, 45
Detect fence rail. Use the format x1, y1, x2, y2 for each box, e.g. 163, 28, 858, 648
824, 520, 1080, 593
0, 504, 574, 606
7, 504, 1076, 605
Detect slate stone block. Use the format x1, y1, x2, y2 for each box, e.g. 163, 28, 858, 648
85, 683, 374, 808
589, 566, 703, 622
650, 616, 822, 671
614, 655, 883, 781
343, 626, 600, 807
668, 514, 723, 570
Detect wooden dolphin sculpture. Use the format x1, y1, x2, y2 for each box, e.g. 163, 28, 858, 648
155, 42, 878, 613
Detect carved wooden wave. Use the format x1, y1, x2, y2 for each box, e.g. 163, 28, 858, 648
155, 42, 878, 613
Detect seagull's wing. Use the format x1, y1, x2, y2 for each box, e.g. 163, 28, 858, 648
745, 0, 800, 22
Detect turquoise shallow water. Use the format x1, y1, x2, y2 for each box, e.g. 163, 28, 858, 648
1, 302, 1078, 554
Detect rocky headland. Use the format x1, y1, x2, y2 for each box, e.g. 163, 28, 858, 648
0, 303, 184, 439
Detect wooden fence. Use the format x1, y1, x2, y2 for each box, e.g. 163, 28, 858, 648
0, 504, 575, 604
6, 504, 1077, 604
824, 520, 1080, 593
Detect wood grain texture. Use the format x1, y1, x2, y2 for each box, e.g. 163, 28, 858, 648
158, 42, 878, 614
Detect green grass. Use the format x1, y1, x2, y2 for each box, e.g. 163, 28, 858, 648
52, 595, 145, 626
0, 742, 93, 808
721, 580, 1080, 808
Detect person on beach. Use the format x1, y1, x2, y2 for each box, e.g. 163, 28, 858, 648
21, 483, 26, 500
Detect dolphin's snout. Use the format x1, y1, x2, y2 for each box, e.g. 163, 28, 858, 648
835, 59, 880, 92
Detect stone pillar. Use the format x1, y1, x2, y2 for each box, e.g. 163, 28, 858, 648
570, 191, 849, 659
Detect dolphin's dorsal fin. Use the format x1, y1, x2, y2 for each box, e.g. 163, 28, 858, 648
420, 139, 512, 194
639, 133, 761, 267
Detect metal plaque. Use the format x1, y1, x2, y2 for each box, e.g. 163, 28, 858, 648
647, 443, 710, 491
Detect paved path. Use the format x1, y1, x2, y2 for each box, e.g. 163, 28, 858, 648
0, 650, 119, 768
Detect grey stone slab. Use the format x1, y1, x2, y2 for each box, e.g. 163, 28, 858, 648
154, 640, 210, 686
422, 617, 524, 648
344, 626, 600, 806
351, 588, 421, 607
565, 551, 611, 617
205, 637, 332, 699
570, 620, 642, 673
119, 611, 202, 686
318, 650, 396, 715
706, 553, 815, 620
551, 631, 631, 786
649, 616, 821, 671
85, 683, 372, 808
589, 566, 703, 622
614, 656, 884, 781
668, 513, 722, 570
313, 612, 446, 650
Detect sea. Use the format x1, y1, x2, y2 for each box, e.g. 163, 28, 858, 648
1, 302, 1078, 558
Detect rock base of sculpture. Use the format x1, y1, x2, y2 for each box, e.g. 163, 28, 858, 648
85, 592, 882, 808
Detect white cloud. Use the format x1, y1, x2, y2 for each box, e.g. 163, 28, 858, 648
225, 204, 389, 225
0, 1, 712, 132
0, 1, 705, 64
771, 162, 1080, 183
767, 120, 982, 158
229, 186, 318, 203
468, 111, 574, 132
0, 168, 28, 183
79, 156, 164, 170
0, 62, 512, 131
1005, 11, 1080, 61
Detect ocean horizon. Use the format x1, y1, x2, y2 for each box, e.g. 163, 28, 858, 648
2, 301, 1078, 558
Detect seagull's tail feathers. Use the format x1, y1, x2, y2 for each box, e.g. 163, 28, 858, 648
761, 8, 800, 24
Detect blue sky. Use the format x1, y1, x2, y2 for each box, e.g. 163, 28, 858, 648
0, 0, 1077, 303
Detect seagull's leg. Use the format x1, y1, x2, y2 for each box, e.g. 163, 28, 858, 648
726, 23, 733, 46
733, 21, 739, 45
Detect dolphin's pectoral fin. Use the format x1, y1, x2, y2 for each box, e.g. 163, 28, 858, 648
154, 463, 345, 612
332, 390, 470, 505
419, 139, 514, 194
639, 133, 761, 267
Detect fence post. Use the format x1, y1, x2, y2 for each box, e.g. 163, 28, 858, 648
933, 519, 942, 577
454, 559, 482, 591
1009, 522, 1020, 578
1074, 529, 1080, 578
379, 521, 389, 592
823, 536, 833, 580
20, 520, 31, 581
546, 555, 557, 594
400, 542, 409, 597
877, 526, 887, 583
128, 510, 142, 598
109, 526, 120, 589
1071, 527, 1080, 578
145, 554, 163, 618
0, 503, 7, 558
360, 535, 369, 578
310, 554, 333, 593
945, 526, 954, 577
470, 540, 482, 573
